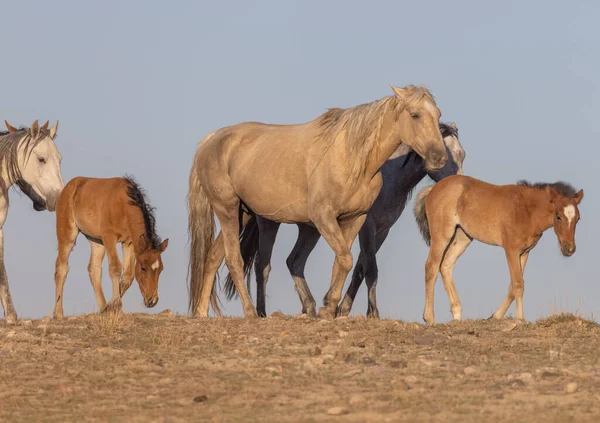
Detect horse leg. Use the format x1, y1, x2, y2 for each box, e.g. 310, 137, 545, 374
53, 214, 79, 320
120, 242, 135, 298
195, 213, 251, 317
491, 250, 528, 321
103, 237, 124, 313
213, 197, 257, 318
87, 240, 107, 311
337, 251, 364, 317
316, 213, 366, 319
439, 228, 472, 321
286, 224, 320, 317
255, 218, 281, 317
0, 227, 17, 324
423, 224, 457, 325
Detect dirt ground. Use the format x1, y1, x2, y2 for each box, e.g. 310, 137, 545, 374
1, 311, 600, 423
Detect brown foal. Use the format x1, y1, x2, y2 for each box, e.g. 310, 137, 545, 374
53, 176, 168, 319
414, 175, 583, 324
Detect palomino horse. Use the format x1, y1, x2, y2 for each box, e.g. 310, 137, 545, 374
222, 122, 466, 318
413, 175, 583, 324
53, 176, 169, 319
0, 120, 64, 324
189, 85, 448, 319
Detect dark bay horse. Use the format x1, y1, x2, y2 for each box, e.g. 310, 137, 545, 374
223, 123, 465, 317
53, 176, 168, 319
0, 120, 64, 324
188, 85, 448, 318
414, 175, 583, 324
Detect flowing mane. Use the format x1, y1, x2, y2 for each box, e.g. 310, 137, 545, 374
0, 126, 52, 193
314, 85, 436, 181
516, 180, 579, 199
439, 122, 458, 139
124, 175, 162, 249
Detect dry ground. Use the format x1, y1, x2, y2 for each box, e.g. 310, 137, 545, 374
1, 311, 600, 422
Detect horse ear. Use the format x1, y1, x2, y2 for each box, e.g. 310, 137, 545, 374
41, 121, 49, 131
137, 234, 149, 252
4, 120, 17, 132
391, 85, 408, 100
450, 122, 458, 130
30, 120, 40, 138
158, 238, 169, 253
574, 189, 584, 205
49, 121, 59, 139
545, 186, 559, 203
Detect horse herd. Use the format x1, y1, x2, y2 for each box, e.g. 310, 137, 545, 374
0, 85, 583, 326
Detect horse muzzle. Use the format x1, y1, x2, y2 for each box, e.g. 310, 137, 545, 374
144, 296, 159, 308
425, 148, 448, 171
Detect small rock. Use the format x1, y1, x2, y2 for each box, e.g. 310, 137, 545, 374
158, 309, 174, 318
327, 406, 350, 416
349, 395, 366, 406
22, 320, 33, 326
463, 366, 477, 375
41, 316, 51, 323
193, 395, 209, 403
296, 313, 309, 319
357, 341, 366, 348
566, 382, 578, 394
270, 311, 285, 318
519, 372, 533, 382
343, 369, 362, 378
335, 316, 348, 321
338, 330, 349, 338
5, 330, 17, 338
405, 375, 418, 384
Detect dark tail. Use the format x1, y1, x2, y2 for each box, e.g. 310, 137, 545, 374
223, 214, 260, 300
187, 135, 220, 316
414, 185, 433, 246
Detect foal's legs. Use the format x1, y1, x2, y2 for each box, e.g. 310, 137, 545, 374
53, 214, 79, 320
439, 228, 472, 321
285, 224, 320, 317
491, 250, 529, 321
315, 213, 366, 319
254, 217, 281, 317
119, 243, 135, 297
423, 224, 457, 325
103, 237, 124, 313
87, 240, 107, 311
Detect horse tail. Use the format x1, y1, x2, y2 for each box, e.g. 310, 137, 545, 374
414, 185, 434, 246
223, 214, 259, 300
187, 136, 218, 316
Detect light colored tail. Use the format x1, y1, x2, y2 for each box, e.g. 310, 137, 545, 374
414, 185, 434, 246
187, 140, 219, 316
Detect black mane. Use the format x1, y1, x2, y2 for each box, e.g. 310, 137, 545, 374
124, 175, 161, 249
439, 122, 458, 139
517, 180, 578, 198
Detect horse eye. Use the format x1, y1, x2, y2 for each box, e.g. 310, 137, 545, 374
141, 267, 147, 272
556, 215, 561, 221
38, 157, 46, 164
411, 113, 420, 119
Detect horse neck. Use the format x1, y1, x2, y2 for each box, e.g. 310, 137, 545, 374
524, 189, 554, 233
383, 153, 426, 199
126, 205, 147, 256
365, 110, 407, 178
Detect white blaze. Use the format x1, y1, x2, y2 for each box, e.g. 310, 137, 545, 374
564, 205, 576, 225
151, 260, 159, 270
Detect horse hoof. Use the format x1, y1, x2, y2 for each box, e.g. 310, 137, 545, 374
317, 307, 335, 320
103, 300, 123, 314
5, 314, 17, 325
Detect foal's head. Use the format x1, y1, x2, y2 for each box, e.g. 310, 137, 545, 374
547, 185, 584, 257
427, 122, 465, 182
134, 235, 169, 308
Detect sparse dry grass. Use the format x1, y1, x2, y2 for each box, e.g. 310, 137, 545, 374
1, 311, 600, 422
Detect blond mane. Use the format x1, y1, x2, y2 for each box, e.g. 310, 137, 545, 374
313, 85, 435, 182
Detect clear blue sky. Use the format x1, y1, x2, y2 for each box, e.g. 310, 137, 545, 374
1, 1, 598, 321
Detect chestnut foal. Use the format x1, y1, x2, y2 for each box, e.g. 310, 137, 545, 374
414, 175, 583, 324
53, 176, 168, 319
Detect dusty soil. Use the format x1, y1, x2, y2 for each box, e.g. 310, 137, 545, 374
1, 312, 599, 422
